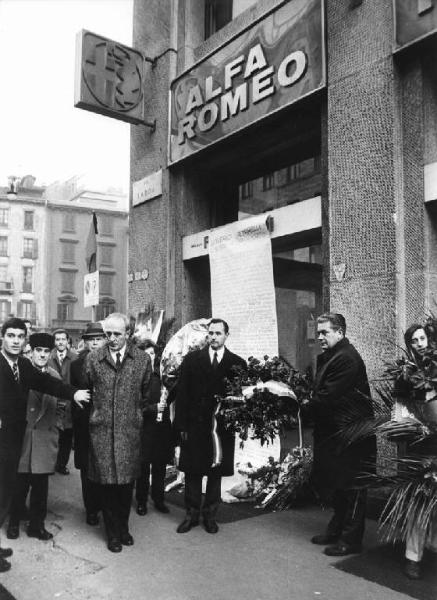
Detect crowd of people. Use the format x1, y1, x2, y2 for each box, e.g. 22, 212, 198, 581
0, 311, 435, 583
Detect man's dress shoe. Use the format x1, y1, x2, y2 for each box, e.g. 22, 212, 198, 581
403, 559, 422, 580
0, 558, 11, 573
86, 513, 99, 526
6, 525, 19, 539
107, 538, 122, 553
311, 534, 339, 545
136, 504, 147, 516
27, 527, 53, 541
176, 518, 199, 533
0, 547, 13, 558
203, 519, 219, 534
324, 543, 362, 556
121, 532, 134, 546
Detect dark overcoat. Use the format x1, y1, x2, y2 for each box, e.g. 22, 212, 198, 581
174, 346, 246, 476
18, 366, 63, 474
71, 349, 92, 470
85, 343, 152, 485
48, 348, 78, 429
310, 338, 376, 492
141, 371, 175, 465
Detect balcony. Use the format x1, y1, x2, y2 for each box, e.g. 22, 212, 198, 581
0, 280, 14, 294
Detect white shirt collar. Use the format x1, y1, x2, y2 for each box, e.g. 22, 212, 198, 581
209, 346, 225, 363
110, 344, 127, 363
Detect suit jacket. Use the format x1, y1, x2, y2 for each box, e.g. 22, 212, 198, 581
85, 342, 152, 485
0, 353, 76, 428
174, 346, 246, 476
310, 338, 375, 492
48, 348, 78, 429
70, 349, 91, 470
18, 366, 63, 474
141, 371, 175, 465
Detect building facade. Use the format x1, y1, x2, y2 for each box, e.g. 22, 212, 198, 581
0, 176, 47, 327
128, 0, 437, 380
45, 179, 129, 343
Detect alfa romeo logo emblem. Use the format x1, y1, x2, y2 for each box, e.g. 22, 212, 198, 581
82, 34, 143, 113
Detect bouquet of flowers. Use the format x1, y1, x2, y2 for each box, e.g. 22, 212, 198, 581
218, 356, 312, 446
236, 447, 314, 510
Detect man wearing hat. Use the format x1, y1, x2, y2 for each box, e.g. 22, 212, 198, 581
49, 328, 78, 475
7, 333, 64, 541
71, 323, 106, 526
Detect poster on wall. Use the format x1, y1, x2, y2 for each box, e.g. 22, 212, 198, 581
209, 213, 278, 361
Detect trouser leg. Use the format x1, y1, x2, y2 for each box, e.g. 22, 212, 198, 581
80, 469, 100, 515
100, 484, 120, 541
326, 489, 347, 538
9, 473, 31, 524
202, 470, 222, 519
151, 463, 166, 505
135, 462, 150, 505
0, 423, 25, 528
29, 474, 49, 529
184, 474, 202, 519
338, 489, 367, 546
56, 428, 73, 469
118, 483, 134, 535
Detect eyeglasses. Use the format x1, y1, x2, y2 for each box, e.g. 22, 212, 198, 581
105, 331, 124, 338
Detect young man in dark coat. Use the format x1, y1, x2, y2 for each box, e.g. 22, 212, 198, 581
310, 312, 375, 557
0, 318, 90, 572
70, 322, 106, 526
174, 318, 246, 534
48, 328, 78, 475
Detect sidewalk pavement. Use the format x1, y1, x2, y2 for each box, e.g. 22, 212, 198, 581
0, 467, 428, 600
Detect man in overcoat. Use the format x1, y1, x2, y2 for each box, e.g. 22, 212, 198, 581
7, 333, 64, 541
48, 328, 78, 475
85, 313, 152, 553
0, 318, 90, 572
310, 312, 375, 557
70, 322, 106, 526
174, 318, 246, 534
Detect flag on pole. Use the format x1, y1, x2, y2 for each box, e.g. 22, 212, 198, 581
85, 212, 98, 273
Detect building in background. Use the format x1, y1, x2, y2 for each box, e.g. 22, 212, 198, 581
0, 176, 128, 341
0, 176, 47, 326
45, 178, 128, 343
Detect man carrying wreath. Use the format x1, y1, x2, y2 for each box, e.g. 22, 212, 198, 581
174, 318, 246, 534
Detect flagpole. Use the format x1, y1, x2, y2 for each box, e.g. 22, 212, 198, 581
91, 305, 96, 321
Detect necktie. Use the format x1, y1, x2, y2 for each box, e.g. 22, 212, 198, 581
59, 353, 64, 365
12, 362, 19, 382
212, 352, 219, 370
116, 352, 122, 369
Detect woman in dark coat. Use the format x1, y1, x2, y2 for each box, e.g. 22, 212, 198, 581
135, 340, 174, 515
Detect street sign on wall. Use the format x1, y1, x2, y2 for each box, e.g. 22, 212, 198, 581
169, 0, 325, 164
75, 30, 145, 124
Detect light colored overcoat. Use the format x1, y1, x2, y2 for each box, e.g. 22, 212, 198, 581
85, 343, 152, 485
18, 366, 63, 474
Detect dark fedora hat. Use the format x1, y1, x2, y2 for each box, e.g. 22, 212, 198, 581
82, 322, 104, 339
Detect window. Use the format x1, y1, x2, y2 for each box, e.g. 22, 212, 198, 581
0, 266, 7, 281
99, 216, 113, 236
22, 266, 33, 292
0, 208, 9, 227
205, 0, 232, 38
96, 303, 114, 320
0, 236, 7, 256
0, 300, 11, 322
23, 238, 38, 258
18, 300, 36, 321
100, 246, 113, 267
24, 211, 34, 230
262, 173, 274, 191
241, 181, 253, 199
61, 271, 76, 293
62, 241, 75, 263
100, 273, 113, 295
63, 212, 76, 232
57, 303, 74, 321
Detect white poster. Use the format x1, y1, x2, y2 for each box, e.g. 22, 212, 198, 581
83, 271, 99, 307
209, 213, 278, 361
